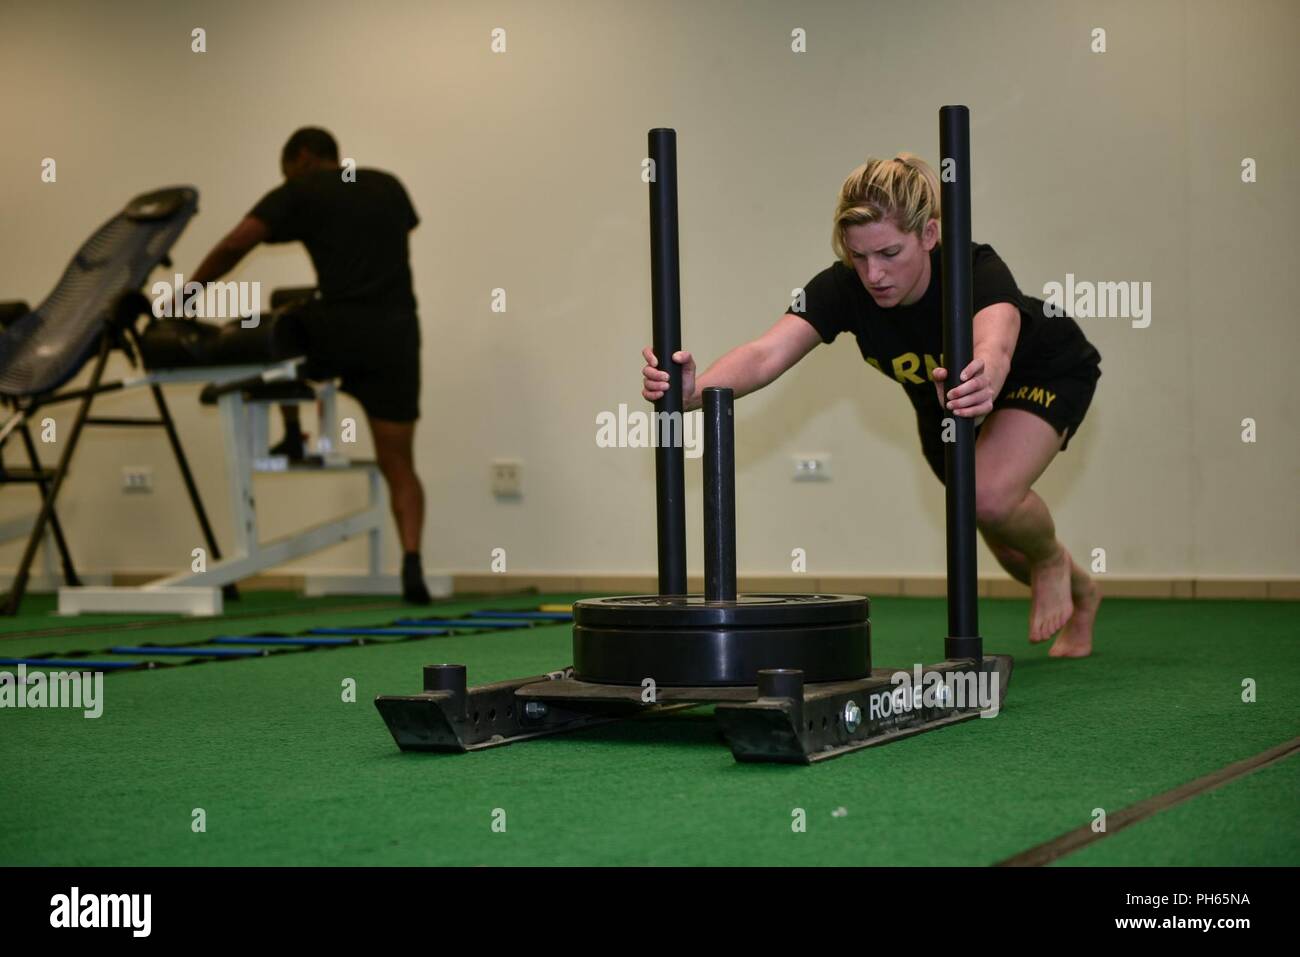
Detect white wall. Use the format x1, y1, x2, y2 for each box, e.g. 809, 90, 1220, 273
0, 0, 1295, 581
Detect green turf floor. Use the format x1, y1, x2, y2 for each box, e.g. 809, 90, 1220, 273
0, 592, 1296, 866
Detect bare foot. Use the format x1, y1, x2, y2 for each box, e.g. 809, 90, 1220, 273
1028, 545, 1074, 643
1050, 578, 1102, 658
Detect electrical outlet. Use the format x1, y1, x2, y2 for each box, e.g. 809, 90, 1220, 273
491, 460, 522, 498
792, 454, 831, 482
122, 466, 153, 493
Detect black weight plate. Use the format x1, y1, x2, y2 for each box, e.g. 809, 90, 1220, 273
573, 619, 871, 687
573, 593, 868, 629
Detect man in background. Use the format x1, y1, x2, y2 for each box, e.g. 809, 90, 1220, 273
188, 127, 431, 603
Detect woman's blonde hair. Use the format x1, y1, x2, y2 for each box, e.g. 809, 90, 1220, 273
831, 153, 940, 268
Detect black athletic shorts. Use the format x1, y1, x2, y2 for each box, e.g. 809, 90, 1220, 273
288, 301, 421, 422
917, 361, 1101, 484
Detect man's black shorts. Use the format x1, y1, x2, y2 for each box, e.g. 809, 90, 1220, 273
289, 301, 421, 423
917, 361, 1101, 483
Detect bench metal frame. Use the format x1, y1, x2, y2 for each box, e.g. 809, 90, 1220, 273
50, 359, 431, 616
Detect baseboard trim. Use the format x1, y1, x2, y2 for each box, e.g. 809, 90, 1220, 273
448, 573, 1300, 601
3, 571, 1293, 600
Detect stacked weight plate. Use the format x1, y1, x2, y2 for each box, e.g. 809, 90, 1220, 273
573, 593, 871, 686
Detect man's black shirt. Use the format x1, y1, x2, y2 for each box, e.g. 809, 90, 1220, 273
250, 167, 419, 311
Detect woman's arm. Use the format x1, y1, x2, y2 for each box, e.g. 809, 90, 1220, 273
642, 313, 823, 411
933, 302, 1020, 417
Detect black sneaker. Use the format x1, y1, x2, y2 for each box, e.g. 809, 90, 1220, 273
402, 554, 432, 605
269, 431, 307, 462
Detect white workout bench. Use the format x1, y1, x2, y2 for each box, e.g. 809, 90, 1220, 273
58, 358, 447, 616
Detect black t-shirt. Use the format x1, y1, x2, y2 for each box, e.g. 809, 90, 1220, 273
249, 167, 419, 311
790, 243, 1099, 420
